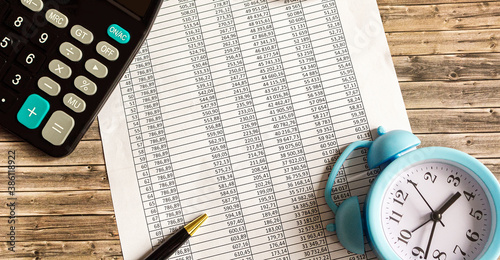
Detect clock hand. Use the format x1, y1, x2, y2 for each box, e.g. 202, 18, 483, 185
413, 192, 462, 232
436, 192, 461, 215
424, 215, 439, 259
411, 218, 432, 233
408, 179, 445, 227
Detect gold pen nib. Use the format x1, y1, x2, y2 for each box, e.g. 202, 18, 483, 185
184, 213, 208, 236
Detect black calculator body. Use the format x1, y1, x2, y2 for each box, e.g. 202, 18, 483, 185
0, 0, 162, 157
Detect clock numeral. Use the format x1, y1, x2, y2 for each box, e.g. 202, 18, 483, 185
424, 172, 437, 183
466, 229, 479, 242
469, 208, 483, 220
432, 249, 447, 260
397, 229, 412, 245
389, 210, 403, 223
447, 175, 460, 187
453, 245, 466, 256
412, 247, 425, 258
464, 190, 476, 201
393, 189, 408, 206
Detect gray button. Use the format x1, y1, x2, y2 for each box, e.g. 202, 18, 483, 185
74, 76, 97, 96
46, 9, 69, 28
21, 0, 44, 12
49, 59, 72, 79
85, 59, 108, 79
70, 25, 94, 45
96, 41, 119, 61
63, 93, 86, 113
38, 77, 60, 96
42, 111, 75, 146
60, 42, 82, 62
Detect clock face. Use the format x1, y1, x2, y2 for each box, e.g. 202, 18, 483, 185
381, 160, 494, 259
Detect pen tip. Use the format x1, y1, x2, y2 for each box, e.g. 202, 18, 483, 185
185, 213, 208, 236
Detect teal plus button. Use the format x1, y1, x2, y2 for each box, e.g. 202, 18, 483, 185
107, 24, 130, 44
17, 94, 50, 129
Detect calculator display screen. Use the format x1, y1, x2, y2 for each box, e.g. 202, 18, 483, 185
114, 0, 152, 17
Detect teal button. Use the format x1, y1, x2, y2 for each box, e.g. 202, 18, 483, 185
107, 24, 130, 44
17, 94, 50, 129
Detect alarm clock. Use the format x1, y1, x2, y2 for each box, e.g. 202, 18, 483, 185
325, 126, 500, 259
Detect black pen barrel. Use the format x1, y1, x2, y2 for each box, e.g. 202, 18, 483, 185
144, 228, 190, 260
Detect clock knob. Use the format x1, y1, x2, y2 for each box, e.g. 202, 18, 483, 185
367, 126, 421, 168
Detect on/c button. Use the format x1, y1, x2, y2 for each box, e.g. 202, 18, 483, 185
107, 24, 130, 44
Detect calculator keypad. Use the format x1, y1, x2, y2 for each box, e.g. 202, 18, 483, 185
0, 0, 161, 156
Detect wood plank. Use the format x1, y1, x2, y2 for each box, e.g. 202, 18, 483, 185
0, 166, 109, 192
0, 215, 118, 241
417, 133, 500, 158
386, 29, 500, 56
0, 141, 105, 167
0, 191, 114, 217
408, 108, 500, 133
401, 80, 500, 109
0, 241, 122, 260
392, 53, 500, 82
0, 120, 101, 142
378, 2, 500, 32
377, 0, 494, 5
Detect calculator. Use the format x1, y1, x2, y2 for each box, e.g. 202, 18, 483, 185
0, 0, 162, 157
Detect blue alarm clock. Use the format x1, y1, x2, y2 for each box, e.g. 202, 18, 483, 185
325, 127, 500, 259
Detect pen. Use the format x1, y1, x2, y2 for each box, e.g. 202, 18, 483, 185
144, 213, 208, 260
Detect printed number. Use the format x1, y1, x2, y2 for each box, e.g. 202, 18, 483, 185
14, 16, 23, 28
26, 53, 35, 64
12, 74, 21, 85
464, 191, 476, 201
397, 229, 412, 245
447, 175, 460, 186
466, 229, 479, 242
39, 33, 48, 44
424, 172, 437, 183
432, 250, 447, 260
393, 190, 409, 206
412, 247, 425, 258
453, 245, 466, 256
469, 208, 483, 220
1, 37, 11, 48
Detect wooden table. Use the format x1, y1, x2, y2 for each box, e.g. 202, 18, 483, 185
1, 0, 499, 259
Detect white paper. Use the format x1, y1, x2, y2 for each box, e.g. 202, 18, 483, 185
99, 0, 411, 259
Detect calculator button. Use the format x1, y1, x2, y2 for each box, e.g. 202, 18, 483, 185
17, 45, 46, 72
60, 42, 82, 62
49, 59, 72, 79
46, 9, 69, 29
38, 76, 61, 96
0, 89, 17, 112
85, 59, 108, 78
0, 29, 22, 56
3, 65, 31, 90
20, 0, 43, 12
0, 1, 8, 17
30, 28, 58, 51
5, 11, 34, 36
74, 75, 97, 96
42, 110, 74, 146
107, 24, 130, 44
17, 94, 50, 129
63, 93, 86, 113
96, 41, 119, 61
70, 25, 93, 45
